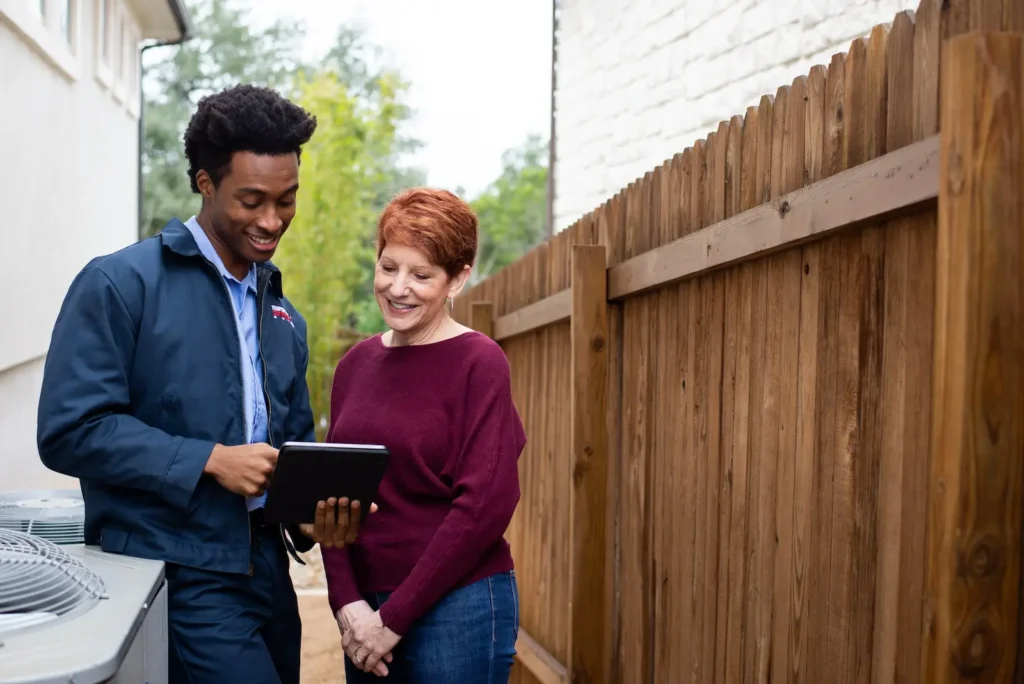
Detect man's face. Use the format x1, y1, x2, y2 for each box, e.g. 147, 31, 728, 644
196, 151, 300, 271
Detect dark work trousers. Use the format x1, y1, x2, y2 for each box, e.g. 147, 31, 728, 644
166, 520, 302, 684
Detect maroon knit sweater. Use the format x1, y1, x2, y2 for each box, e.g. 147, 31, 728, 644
320, 331, 526, 636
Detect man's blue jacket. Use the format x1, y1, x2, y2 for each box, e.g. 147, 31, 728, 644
37, 219, 316, 574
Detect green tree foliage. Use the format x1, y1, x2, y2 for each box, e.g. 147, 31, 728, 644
271, 70, 406, 437
141, 0, 308, 237
140, 0, 424, 238
469, 134, 549, 284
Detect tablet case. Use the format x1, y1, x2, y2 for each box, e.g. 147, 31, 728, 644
263, 441, 391, 525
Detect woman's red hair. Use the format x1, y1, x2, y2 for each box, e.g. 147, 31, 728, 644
376, 188, 478, 278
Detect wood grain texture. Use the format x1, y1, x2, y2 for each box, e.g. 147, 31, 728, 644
925, 31, 1024, 684
494, 289, 571, 341
606, 134, 939, 300
469, 301, 494, 339
517, 629, 569, 684
568, 245, 609, 684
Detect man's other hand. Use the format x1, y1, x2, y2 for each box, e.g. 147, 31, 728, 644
204, 443, 278, 497
299, 498, 378, 549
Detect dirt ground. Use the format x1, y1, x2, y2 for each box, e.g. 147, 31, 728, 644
299, 592, 347, 684
291, 551, 348, 683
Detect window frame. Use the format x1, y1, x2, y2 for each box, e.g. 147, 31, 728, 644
101, 0, 140, 119
94, 0, 113, 88
0, 0, 81, 81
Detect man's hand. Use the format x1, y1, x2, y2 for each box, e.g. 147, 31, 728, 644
299, 498, 378, 549
337, 601, 393, 676
203, 443, 278, 497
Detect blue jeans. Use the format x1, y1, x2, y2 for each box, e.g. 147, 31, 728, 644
344, 570, 519, 684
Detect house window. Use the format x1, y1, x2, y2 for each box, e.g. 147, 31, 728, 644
114, 7, 123, 79
98, 0, 107, 48
125, 23, 140, 116
95, 0, 141, 118
57, 0, 71, 45
94, 0, 113, 87
0, 0, 81, 81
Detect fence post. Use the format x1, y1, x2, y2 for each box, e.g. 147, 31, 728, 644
925, 32, 1024, 683
469, 301, 494, 339
568, 244, 609, 684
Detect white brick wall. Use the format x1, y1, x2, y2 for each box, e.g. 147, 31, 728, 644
553, 0, 918, 232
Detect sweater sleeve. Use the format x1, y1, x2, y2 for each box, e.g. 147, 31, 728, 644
378, 349, 526, 635
322, 546, 363, 615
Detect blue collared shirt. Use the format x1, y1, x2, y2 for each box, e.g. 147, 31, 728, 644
185, 216, 269, 511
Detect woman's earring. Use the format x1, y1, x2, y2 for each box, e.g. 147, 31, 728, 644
445, 296, 453, 317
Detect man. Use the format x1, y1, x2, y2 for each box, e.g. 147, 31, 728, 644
37, 84, 367, 684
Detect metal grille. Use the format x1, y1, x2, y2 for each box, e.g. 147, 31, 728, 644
0, 491, 85, 545
0, 529, 106, 638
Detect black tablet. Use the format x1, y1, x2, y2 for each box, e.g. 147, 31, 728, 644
262, 441, 390, 526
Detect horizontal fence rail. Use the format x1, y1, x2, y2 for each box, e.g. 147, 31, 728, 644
608, 134, 940, 300
494, 289, 572, 342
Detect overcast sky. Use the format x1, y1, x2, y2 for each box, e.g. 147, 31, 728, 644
246, 0, 554, 197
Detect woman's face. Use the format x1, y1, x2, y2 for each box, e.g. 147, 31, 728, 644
374, 242, 468, 335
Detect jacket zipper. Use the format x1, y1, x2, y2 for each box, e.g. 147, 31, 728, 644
257, 277, 274, 451
255, 276, 293, 556
202, 259, 254, 576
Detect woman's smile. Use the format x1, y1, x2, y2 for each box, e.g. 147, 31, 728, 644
386, 299, 418, 314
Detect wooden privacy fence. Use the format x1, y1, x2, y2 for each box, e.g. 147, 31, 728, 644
451, 1, 1024, 682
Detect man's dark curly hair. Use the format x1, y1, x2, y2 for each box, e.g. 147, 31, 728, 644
183, 84, 318, 193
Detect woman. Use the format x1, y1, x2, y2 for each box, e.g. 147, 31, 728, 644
321, 187, 526, 683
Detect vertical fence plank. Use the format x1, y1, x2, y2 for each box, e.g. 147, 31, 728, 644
815, 48, 849, 684
850, 25, 889, 684
770, 74, 807, 684
470, 301, 494, 339
894, 7, 941, 682
1007, 0, 1024, 31
925, 31, 1024, 684
568, 244, 610, 684
872, 13, 915, 684
723, 105, 758, 684
601, 192, 625, 684
617, 179, 650, 684
665, 148, 694, 681
743, 93, 774, 682
713, 116, 743, 684
698, 124, 727, 683
651, 159, 674, 682
684, 136, 709, 682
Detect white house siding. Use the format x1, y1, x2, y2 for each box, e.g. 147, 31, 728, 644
553, 0, 918, 232
0, 0, 147, 490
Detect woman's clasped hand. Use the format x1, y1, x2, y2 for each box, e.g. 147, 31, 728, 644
337, 600, 400, 676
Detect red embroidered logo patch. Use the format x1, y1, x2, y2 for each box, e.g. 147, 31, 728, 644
271, 305, 294, 327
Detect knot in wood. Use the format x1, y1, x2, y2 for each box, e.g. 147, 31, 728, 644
590, 332, 605, 352
966, 534, 1002, 577
572, 458, 590, 488
777, 200, 791, 217
952, 616, 998, 678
